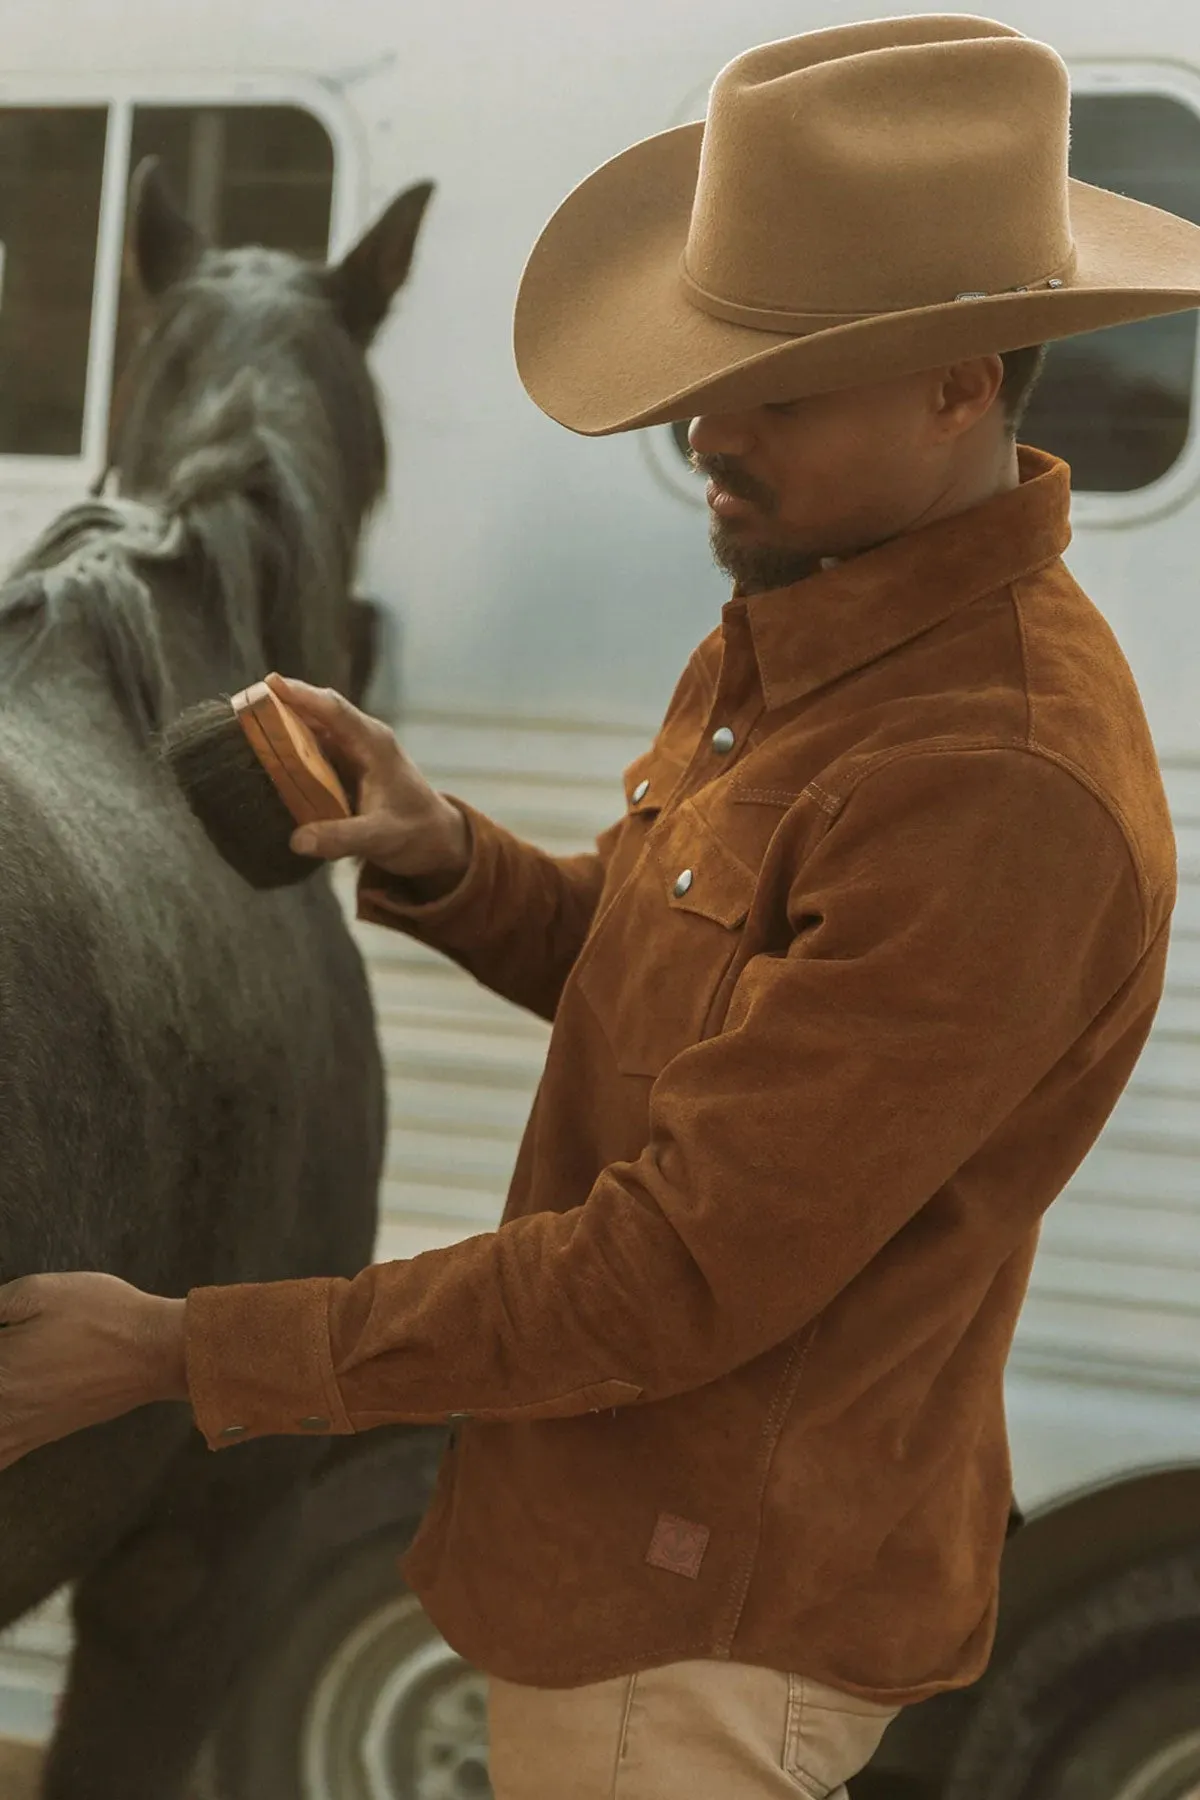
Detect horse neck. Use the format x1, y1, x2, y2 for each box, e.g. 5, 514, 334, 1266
114, 437, 360, 702
145, 550, 263, 712
116, 473, 357, 710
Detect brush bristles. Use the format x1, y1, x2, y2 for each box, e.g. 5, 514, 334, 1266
158, 697, 323, 890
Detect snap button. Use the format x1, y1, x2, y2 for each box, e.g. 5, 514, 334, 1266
631, 779, 650, 804
711, 726, 735, 755
673, 869, 693, 898
218, 1425, 247, 1442
299, 1416, 330, 1432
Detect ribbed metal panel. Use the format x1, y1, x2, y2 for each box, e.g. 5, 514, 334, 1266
1012, 754, 1200, 1391
0, 1588, 69, 1743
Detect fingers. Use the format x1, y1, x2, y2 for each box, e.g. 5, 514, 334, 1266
291, 816, 404, 864
265, 674, 392, 772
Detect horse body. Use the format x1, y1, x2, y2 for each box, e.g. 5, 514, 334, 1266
0, 167, 433, 1797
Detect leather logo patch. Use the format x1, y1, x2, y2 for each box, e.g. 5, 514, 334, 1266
645, 1512, 710, 1579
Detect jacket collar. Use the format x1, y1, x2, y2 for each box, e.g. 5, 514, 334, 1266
738, 447, 1072, 713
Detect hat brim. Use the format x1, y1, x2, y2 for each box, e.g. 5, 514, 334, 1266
514, 122, 1200, 436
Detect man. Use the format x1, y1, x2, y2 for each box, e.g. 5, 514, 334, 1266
2, 15, 1199, 1797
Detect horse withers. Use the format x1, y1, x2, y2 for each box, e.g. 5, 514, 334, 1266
0, 161, 432, 1799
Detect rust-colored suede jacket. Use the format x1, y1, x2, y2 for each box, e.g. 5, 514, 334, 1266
185, 449, 1175, 1703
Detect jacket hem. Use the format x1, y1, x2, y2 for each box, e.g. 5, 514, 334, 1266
399, 1551, 989, 1705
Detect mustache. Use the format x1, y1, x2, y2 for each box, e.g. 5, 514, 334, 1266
688, 451, 777, 513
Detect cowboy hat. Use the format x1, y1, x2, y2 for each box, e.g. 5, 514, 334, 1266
513, 13, 1200, 435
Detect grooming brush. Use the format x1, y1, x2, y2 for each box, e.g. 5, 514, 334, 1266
159, 676, 352, 890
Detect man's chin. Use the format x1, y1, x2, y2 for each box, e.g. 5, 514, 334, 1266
709, 522, 822, 595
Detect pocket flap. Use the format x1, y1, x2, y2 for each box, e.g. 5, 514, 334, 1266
623, 746, 683, 816
650, 806, 757, 929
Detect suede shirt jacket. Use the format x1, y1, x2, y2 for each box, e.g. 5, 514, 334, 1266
184, 448, 1176, 1703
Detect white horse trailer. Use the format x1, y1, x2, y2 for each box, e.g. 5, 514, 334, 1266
0, 3, 1197, 1796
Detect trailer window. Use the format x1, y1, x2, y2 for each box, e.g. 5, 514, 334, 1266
113, 104, 335, 394
128, 105, 333, 259
0, 107, 108, 457
1020, 92, 1200, 493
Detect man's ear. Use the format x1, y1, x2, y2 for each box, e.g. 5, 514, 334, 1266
937, 355, 1007, 436
325, 181, 436, 346
128, 156, 205, 298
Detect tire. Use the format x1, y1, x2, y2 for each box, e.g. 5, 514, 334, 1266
945, 1545, 1200, 1800
207, 1524, 492, 1800
1045, 1664, 1200, 1800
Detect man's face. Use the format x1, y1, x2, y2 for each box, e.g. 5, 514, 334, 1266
688, 358, 1007, 594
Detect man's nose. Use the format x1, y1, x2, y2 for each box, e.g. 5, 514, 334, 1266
688, 411, 759, 459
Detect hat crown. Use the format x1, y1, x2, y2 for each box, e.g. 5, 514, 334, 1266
684, 15, 1075, 321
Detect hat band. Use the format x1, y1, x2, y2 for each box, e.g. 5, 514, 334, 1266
678, 246, 1079, 335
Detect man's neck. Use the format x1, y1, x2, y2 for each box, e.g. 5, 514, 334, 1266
910, 433, 1022, 536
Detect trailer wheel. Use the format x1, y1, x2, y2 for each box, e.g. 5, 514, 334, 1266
209, 1524, 492, 1800
945, 1546, 1200, 1800
1045, 1664, 1200, 1800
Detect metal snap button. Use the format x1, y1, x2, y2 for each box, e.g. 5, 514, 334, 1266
299, 1416, 330, 1432
218, 1425, 248, 1442
673, 869, 693, 897
631, 779, 650, 804
711, 726, 735, 754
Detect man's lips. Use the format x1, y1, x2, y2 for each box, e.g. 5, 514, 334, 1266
705, 479, 760, 519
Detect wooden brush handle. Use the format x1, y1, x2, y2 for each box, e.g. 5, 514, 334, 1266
231, 680, 352, 826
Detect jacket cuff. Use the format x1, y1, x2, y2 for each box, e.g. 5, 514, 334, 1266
184, 1278, 354, 1451
356, 797, 487, 937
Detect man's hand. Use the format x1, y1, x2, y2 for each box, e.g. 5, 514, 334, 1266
0, 1273, 188, 1472
267, 673, 471, 895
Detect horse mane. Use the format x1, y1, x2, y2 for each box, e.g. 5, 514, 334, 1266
0, 500, 183, 738
0, 249, 387, 741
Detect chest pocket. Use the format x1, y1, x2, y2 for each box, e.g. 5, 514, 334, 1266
575, 797, 758, 1079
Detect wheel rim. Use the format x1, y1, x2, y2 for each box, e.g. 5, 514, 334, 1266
1112, 1729, 1200, 1800
300, 1592, 492, 1800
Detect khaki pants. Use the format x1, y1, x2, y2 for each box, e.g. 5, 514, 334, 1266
487, 1661, 899, 1799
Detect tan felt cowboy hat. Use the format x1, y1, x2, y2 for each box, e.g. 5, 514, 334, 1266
514, 13, 1200, 435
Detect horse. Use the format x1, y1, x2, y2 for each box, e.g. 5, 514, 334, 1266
0, 158, 433, 1799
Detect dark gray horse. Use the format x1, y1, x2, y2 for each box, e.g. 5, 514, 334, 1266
0, 160, 432, 1798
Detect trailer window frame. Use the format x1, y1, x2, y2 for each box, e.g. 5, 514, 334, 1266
0, 70, 362, 491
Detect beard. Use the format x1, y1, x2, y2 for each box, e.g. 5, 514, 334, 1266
692, 450, 824, 594
709, 520, 824, 595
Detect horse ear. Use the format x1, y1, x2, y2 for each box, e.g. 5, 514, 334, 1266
327, 181, 436, 345
129, 156, 205, 298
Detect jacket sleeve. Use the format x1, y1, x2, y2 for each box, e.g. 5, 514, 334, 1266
185, 746, 1159, 1448
356, 800, 622, 1023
